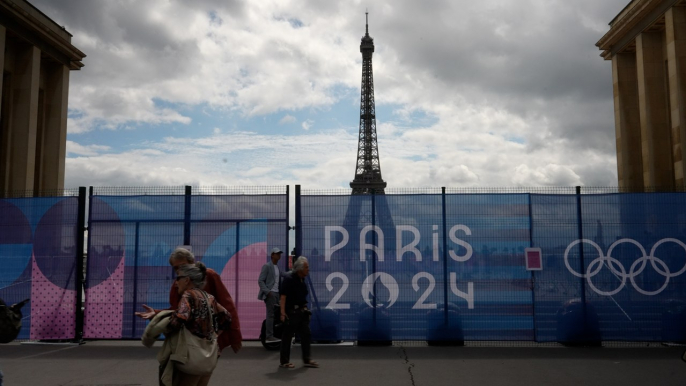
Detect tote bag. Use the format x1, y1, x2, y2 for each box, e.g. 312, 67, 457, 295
174, 291, 219, 375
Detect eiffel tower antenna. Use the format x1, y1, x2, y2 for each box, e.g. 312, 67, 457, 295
351, 11, 387, 195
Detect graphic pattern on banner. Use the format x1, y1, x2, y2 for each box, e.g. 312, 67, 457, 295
301, 193, 686, 342
532, 193, 686, 342
0, 197, 78, 340
2, 190, 673, 342
84, 194, 287, 339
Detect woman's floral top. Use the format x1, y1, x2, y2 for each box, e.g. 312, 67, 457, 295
170, 288, 231, 340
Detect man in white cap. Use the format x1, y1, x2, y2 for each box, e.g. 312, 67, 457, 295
258, 247, 283, 342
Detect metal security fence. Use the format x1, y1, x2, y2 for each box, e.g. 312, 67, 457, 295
0, 186, 289, 342
297, 188, 686, 343
3, 185, 686, 345
0, 188, 85, 341
83, 186, 289, 340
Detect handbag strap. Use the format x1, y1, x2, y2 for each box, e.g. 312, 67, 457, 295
198, 290, 217, 336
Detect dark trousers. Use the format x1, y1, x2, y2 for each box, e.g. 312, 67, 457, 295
264, 292, 279, 339
280, 309, 312, 364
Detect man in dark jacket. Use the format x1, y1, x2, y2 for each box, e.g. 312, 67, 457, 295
278, 256, 318, 369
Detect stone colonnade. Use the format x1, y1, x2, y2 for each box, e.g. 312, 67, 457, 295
0, 1, 84, 195
600, 1, 686, 191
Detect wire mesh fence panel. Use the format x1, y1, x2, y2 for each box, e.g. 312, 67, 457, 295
301, 190, 686, 343
83, 189, 288, 340
530, 194, 585, 343
84, 195, 186, 339
189, 194, 289, 339
443, 193, 534, 341
579, 193, 686, 342
0, 196, 79, 341
6, 185, 686, 344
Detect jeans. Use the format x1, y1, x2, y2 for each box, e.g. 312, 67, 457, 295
280, 309, 312, 364
264, 292, 279, 339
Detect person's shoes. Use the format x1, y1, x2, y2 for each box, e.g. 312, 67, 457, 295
266, 337, 281, 342
304, 360, 319, 368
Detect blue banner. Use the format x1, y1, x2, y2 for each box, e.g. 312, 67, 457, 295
84, 193, 288, 339
0, 197, 79, 340
301, 193, 686, 342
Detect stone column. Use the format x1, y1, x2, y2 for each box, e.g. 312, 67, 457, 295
40, 62, 69, 191
666, 6, 686, 189
0, 26, 5, 116
612, 53, 644, 191
636, 31, 674, 190
8, 44, 40, 193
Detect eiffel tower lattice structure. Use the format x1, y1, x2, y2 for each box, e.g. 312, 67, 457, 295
341, 16, 395, 343
350, 11, 387, 196
345, 12, 394, 243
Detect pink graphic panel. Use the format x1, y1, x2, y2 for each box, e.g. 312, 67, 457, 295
221, 241, 266, 339
29, 254, 76, 340
84, 256, 125, 338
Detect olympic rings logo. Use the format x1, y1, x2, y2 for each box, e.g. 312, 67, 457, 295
563, 238, 686, 296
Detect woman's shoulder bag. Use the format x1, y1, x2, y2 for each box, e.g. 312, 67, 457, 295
173, 290, 219, 375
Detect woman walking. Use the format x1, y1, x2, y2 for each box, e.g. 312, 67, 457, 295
166, 262, 231, 386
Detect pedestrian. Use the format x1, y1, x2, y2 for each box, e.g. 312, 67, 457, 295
166, 262, 231, 386
279, 256, 318, 369
258, 247, 283, 343
136, 247, 242, 354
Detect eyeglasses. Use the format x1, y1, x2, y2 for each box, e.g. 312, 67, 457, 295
175, 276, 187, 281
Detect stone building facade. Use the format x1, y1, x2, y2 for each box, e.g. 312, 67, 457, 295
598, 0, 686, 191
0, 0, 85, 195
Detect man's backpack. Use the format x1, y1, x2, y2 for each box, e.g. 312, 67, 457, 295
0, 298, 29, 343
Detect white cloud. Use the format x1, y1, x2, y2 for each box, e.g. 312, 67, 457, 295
279, 114, 297, 124
302, 119, 314, 131
511, 164, 582, 187
34, 0, 627, 188
66, 141, 111, 156
65, 129, 358, 188
240, 167, 273, 177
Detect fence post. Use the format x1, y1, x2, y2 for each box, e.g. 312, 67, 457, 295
234, 222, 240, 308
575, 186, 587, 321
295, 185, 301, 261
132, 221, 140, 338
528, 192, 537, 342
285, 184, 290, 271
442, 187, 448, 324
371, 189, 377, 315
74, 186, 87, 343
184, 185, 191, 246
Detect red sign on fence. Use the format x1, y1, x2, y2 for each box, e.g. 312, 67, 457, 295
525, 248, 542, 271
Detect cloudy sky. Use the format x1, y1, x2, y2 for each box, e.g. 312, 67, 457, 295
33, 0, 629, 189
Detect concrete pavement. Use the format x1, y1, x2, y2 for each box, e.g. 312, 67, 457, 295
0, 341, 685, 386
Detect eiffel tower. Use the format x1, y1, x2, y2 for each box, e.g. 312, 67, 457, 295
343, 14, 394, 344
350, 11, 387, 195
345, 13, 393, 236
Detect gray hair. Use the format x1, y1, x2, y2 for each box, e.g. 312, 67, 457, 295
169, 247, 195, 264
176, 262, 207, 289
292, 256, 309, 273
